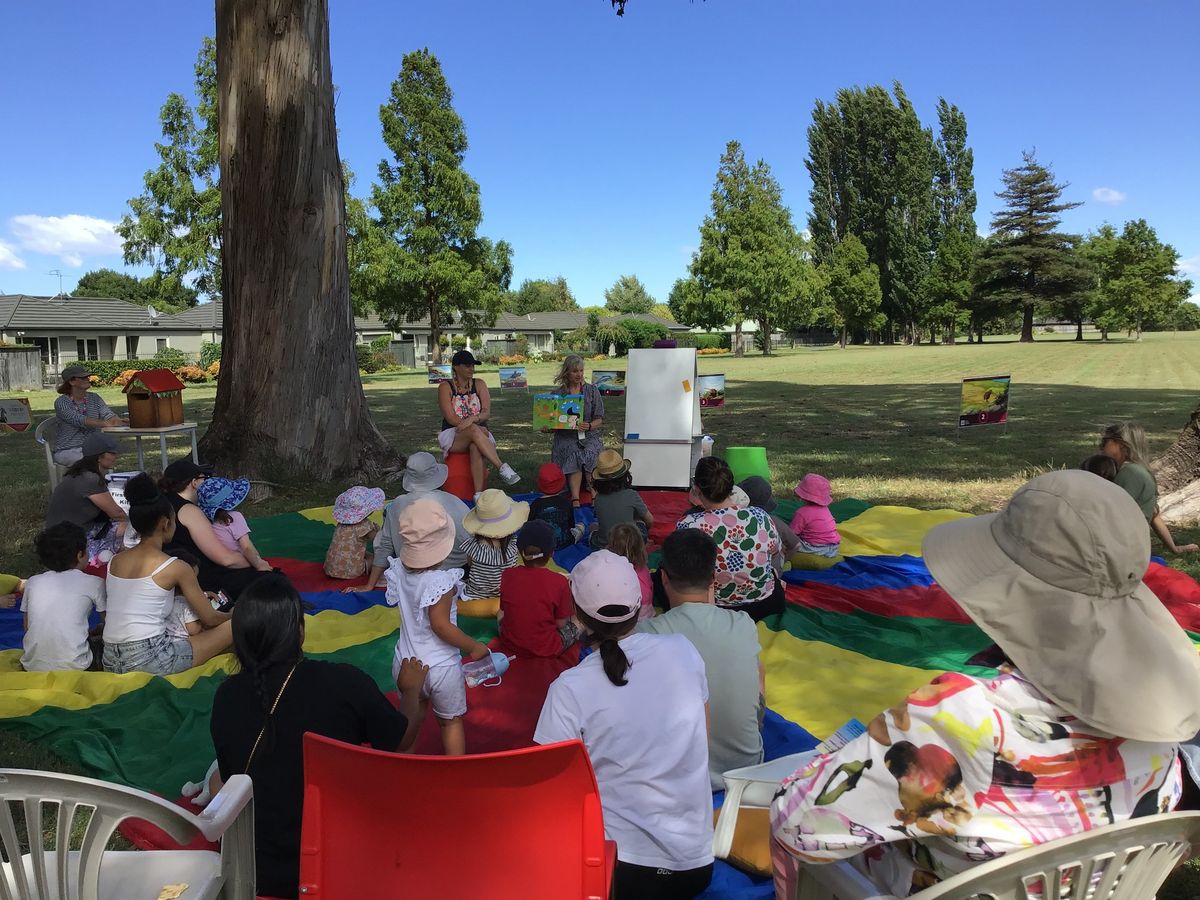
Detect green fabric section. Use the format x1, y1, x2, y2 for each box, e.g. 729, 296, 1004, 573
250, 512, 336, 562
769, 604, 997, 677
774, 496, 871, 525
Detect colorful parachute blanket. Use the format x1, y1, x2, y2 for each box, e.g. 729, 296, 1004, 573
2, 492, 1199, 899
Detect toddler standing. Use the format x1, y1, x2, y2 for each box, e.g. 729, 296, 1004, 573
21, 523, 107, 672
605, 522, 654, 620
325, 486, 385, 579
589, 450, 654, 550
198, 477, 273, 572
461, 489, 527, 600
387, 499, 490, 756
789, 473, 841, 557
498, 520, 579, 658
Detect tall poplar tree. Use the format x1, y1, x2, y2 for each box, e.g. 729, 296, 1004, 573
356, 50, 513, 363
822, 234, 883, 349
974, 151, 1089, 342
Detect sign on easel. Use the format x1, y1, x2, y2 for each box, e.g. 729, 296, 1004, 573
499, 366, 528, 391
427, 364, 451, 384
698, 373, 725, 408
959, 375, 1011, 427
0, 398, 32, 433
592, 370, 626, 396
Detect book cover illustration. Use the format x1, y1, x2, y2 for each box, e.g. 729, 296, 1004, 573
533, 393, 584, 430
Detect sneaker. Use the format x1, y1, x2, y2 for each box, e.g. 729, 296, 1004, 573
570, 524, 585, 543
499, 463, 521, 485
473, 492, 483, 504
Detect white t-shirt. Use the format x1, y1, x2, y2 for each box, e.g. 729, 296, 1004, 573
534, 632, 713, 871
21, 569, 107, 671
165, 594, 202, 640
385, 560, 465, 670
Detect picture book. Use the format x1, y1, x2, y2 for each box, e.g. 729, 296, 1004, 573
533, 393, 584, 430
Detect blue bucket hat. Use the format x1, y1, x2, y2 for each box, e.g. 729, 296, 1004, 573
197, 476, 251, 521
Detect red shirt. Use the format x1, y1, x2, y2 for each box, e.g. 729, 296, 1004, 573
498, 565, 574, 658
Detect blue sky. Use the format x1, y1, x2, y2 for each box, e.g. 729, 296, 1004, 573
1, 0, 1198, 304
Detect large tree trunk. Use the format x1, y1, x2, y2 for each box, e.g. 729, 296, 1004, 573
205, 0, 398, 479
1020, 302, 1034, 342
1075, 319, 1083, 341
1152, 400, 1200, 494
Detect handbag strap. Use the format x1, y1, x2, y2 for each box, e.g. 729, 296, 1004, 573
243, 661, 299, 774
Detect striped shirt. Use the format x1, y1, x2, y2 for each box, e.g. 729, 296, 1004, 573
54, 392, 117, 453
462, 536, 519, 600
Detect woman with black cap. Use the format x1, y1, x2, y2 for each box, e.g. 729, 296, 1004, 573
436, 349, 520, 498
51, 364, 126, 465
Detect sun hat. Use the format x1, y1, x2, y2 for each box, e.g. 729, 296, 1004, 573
463, 489, 530, 538
81, 432, 121, 457
451, 349, 479, 367
923, 469, 1200, 743
197, 477, 251, 520
163, 458, 215, 483
402, 451, 450, 493
60, 365, 89, 381
570, 549, 642, 624
739, 475, 777, 513
593, 449, 631, 481
516, 520, 556, 560
332, 486, 386, 525
537, 462, 567, 495
794, 473, 833, 506
397, 498, 456, 568
729, 485, 750, 509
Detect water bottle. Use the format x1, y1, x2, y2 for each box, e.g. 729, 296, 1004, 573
463, 651, 513, 688
701, 435, 715, 457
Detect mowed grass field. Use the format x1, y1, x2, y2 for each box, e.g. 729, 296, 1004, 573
4, 331, 1199, 579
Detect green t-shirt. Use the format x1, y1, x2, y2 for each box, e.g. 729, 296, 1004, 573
1115, 462, 1157, 520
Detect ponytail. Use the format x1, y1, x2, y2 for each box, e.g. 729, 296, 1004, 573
598, 637, 631, 687
125, 472, 174, 537
576, 607, 636, 687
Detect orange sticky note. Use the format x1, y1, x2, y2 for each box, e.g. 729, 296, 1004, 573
682, 379, 692, 392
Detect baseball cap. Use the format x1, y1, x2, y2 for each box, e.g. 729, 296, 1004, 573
516, 520, 556, 560
163, 458, 215, 483
451, 349, 479, 367
570, 549, 641, 623
81, 432, 121, 456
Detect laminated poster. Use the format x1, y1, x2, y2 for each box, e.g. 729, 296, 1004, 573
427, 364, 451, 385
698, 373, 726, 408
0, 397, 32, 433
533, 393, 585, 430
959, 375, 1011, 427
499, 366, 528, 390
592, 370, 626, 395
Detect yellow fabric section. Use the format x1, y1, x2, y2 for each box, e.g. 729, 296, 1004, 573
298, 505, 385, 526
0, 606, 396, 718
458, 598, 501, 618
835, 506, 972, 558
758, 624, 939, 739
0, 574, 23, 595
786, 552, 844, 571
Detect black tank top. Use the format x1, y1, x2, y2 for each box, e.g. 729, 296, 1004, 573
164, 493, 204, 561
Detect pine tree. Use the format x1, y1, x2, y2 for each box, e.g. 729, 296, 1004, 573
974, 151, 1089, 342
821, 234, 883, 349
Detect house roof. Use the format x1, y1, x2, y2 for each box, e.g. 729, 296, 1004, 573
123, 368, 186, 394
0, 294, 213, 332
161, 302, 222, 329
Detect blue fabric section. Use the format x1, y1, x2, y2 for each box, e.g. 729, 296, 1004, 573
300, 588, 389, 614
483, 490, 598, 573
0, 607, 23, 652
783, 554, 934, 590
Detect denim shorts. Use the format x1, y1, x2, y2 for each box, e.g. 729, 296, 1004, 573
103, 632, 194, 675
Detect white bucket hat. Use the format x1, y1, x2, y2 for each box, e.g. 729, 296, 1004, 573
402, 451, 449, 493
923, 469, 1200, 743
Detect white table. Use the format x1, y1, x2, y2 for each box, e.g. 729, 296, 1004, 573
103, 423, 200, 471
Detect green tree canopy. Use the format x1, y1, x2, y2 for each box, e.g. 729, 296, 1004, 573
117, 38, 222, 300
509, 276, 578, 314
353, 49, 512, 361
604, 274, 656, 314
73, 268, 198, 312
821, 234, 883, 349
1085, 219, 1191, 339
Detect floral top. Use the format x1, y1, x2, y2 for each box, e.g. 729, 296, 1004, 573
770, 669, 1183, 897
441, 378, 484, 431
676, 506, 782, 607
324, 520, 379, 580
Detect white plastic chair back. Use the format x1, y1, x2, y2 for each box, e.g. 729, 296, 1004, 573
794, 810, 1200, 900
0, 768, 255, 900
714, 751, 816, 859
34, 418, 66, 492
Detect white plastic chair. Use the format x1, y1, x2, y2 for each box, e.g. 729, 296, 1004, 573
791, 811, 1200, 900
713, 751, 816, 859
0, 769, 255, 900
34, 418, 67, 492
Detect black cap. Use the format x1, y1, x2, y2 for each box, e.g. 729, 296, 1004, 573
451, 349, 479, 367
163, 458, 215, 483
517, 519, 556, 559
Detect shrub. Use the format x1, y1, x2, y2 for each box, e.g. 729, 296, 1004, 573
113, 369, 139, 387
592, 354, 608, 361
174, 365, 208, 383
199, 341, 222, 368
356, 344, 380, 373
369, 335, 392, 352
88, 374, 102, 385
205, 361, 220, 379
611, 319, 668, 354
697, 346, 731, 355
498, 354, 526, 365
153, 346, 189, 370
450, 334, 467, 351
80, 360, 133, 384
514, 335, 530, 358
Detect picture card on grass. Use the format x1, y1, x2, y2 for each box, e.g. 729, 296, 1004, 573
959, 375, 1011, 427
591, 370, 626, 395
498, 366, 528, 390
533, 393, 584, 430
698, 373, 726, 408
0, 397, 32, 433
427, 364, 451, 384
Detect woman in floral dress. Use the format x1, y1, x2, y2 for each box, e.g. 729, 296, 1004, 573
545, 355, 605, 508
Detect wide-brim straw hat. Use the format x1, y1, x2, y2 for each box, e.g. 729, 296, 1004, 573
795, 473, 832, 506
923, 469, 1200, 742
402, 451, 449, 493
463, 489, 530, 538
593, 448, 631, 481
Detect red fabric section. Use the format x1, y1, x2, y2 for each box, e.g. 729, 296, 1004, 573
1145, 562, 1200, 633
784, 581, 972, 623
265, 558, 356, 594
642, 489, 694, 550
118, 795, 219, 852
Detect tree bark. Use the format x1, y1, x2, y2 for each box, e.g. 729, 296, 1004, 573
1075, 320, 1083, 341
1151, 400, 1200, 494
1020, 302, 1034, 342
205, 0, 399, 479
734, 321, 744, 357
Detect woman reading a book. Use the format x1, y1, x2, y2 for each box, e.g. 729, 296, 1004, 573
544, 354, 605, 508
437, 350, 521, 496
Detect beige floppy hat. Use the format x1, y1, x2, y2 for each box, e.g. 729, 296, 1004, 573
923, 469, 1200, 743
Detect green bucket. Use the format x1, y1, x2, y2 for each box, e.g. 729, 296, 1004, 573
724, 446, 770, 483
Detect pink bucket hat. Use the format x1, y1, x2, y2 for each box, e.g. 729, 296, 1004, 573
794, 473, 832, 506
570, 550, 642, 624
332, 486, 386, 525
397, 498, 456, 568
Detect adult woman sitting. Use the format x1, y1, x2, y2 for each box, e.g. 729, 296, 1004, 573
674, 456, 784, 621
210, 574, 427, 899
545, 354, 605, 507
770, 471, 1200, 896
103, 473, 232, 674
159, 458, 266, 600
437, 349, 520, 496
1100, 421, 1198, 554
45, 432, 127, 563
51, 364, 126, 465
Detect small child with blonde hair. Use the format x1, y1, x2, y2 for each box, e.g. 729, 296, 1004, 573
606, 522, 654, 620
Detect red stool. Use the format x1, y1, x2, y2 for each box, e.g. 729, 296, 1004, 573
443, 451, 486, 501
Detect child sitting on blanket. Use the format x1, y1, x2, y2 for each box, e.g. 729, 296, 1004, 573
498, 520, 580, 657
325, 486, 385, 579
461, 489, 526, 600
387, 498, 490, 756
605, 522, 654, 620
167, 551, 209, 640
589, 450, 654, 550
21, 523, 107, 672
198, 477, 273, 573
529, 463, 585, 550
789, 473, 841, 558
1080, 453, 1119, 482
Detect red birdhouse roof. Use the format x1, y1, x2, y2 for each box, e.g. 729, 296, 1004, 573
122, 368, 186, 394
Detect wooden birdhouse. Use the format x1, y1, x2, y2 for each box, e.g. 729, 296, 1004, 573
123, 369, 186, 428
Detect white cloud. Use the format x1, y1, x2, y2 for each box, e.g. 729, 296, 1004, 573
8, 214, 123, 267
1091, 187, 1127, 205
0, 240, 25, 270
1178, 254, 1200, 276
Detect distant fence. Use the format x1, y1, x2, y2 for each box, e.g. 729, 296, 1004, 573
0, 347, 41, 390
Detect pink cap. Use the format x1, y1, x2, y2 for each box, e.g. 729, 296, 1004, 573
570, 550, 641, 623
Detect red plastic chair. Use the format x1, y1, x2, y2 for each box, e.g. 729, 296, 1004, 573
299, 735, 616, 899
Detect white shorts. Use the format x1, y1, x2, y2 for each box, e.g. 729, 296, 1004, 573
436, 426, 495, 458
423, 662, 468, 720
